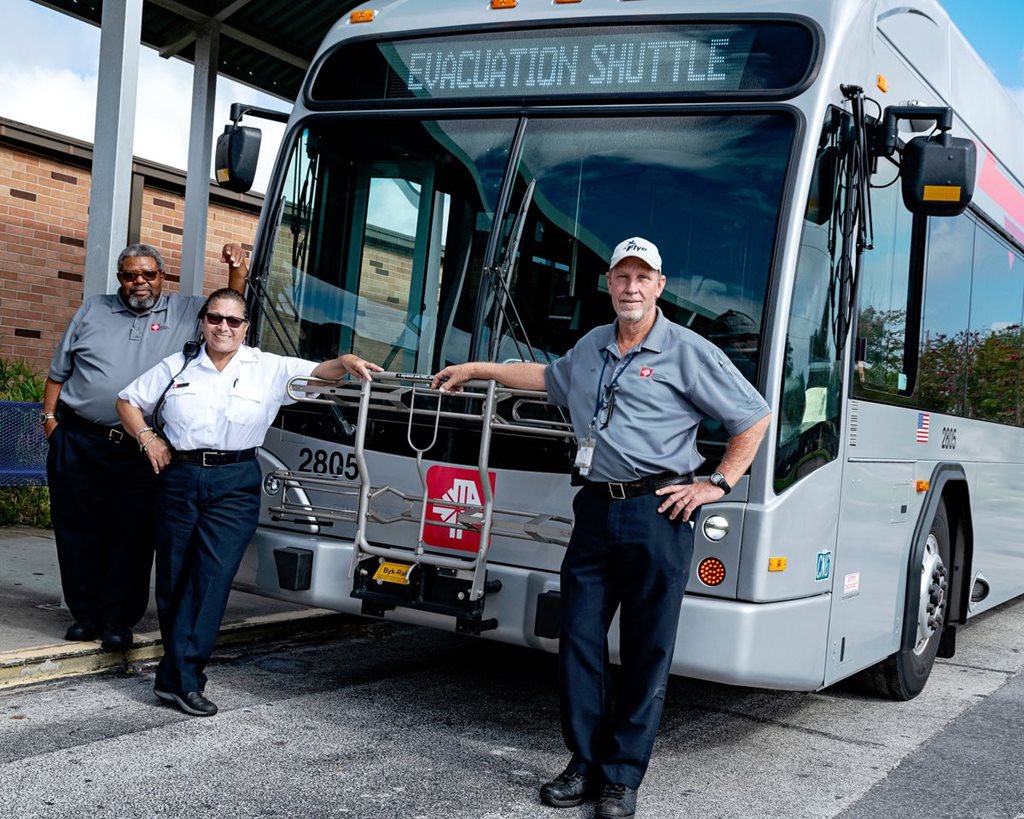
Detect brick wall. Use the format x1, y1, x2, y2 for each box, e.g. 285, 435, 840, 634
0, 122, 260, 377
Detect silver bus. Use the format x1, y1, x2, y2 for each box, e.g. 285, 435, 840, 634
216, 0, 1024, 699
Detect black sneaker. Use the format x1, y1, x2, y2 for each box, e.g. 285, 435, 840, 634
539, 765, 596, 808
595, 783, 638, 818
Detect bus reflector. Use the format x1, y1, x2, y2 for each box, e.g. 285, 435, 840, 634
768, 557, 787, 572
916, 479, 930, 493
923, 185, 962, 202
697, 558, 726, 586
555, 0, 583, 3
876, 74, 889, 92
491, 0, 517, 7
350, 10, 375, 23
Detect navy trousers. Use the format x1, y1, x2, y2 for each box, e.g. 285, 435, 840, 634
559, 487, 694, 789
153, 459, 260, 695
46, 422, 156, 630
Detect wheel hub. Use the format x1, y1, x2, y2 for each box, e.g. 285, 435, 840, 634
914, 532, 948, 655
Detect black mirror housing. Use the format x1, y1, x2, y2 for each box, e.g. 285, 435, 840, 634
900, 132, 976, 217
215, 125, 262, 193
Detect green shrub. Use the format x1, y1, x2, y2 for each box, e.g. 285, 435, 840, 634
0, 355, 50, 527
0, 356, 44, 401
0, 487, 50, 527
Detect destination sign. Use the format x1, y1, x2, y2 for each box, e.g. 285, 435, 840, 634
389, 32, 755, 98
310, 23, 816, 104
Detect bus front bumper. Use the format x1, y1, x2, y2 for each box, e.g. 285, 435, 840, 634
238, 528, 830, 692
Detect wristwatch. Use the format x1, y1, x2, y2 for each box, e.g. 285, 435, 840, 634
709, 471, 732, 495
39, 411, 57, 425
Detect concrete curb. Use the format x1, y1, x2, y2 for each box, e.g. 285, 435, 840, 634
0, 609, 350, 691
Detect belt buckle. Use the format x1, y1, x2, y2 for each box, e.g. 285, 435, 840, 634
608, 482, 626, 500
202, 451, 217, 467
108, 428, 124, 444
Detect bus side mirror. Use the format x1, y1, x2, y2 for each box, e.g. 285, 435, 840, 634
215, 124, 262, 193
900, 132, 975, 217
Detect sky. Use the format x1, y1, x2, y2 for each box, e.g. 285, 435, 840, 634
0, 0, 1020, 195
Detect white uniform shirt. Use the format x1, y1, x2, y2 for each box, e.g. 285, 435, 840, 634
119, 344, 317, 451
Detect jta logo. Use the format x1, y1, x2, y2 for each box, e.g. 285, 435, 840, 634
425, 466, 497, 553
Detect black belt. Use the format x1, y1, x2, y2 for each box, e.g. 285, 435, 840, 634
175, 448, 258, 467
58, 404, 128, 444
583, 471, 695, 500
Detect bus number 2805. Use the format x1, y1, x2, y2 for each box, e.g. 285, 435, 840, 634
297, 447, 359, 479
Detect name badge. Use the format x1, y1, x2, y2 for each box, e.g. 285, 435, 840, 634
574, 436, 595, 477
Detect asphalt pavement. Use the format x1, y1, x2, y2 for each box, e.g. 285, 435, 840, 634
2, 526, 1024, 818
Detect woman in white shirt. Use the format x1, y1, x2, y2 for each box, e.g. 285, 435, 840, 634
117, 288, 381, 717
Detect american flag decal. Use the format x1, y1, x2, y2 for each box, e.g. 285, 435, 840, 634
916, 412, 930, 443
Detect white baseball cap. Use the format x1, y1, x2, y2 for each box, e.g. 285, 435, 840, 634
609, 236, 662, 272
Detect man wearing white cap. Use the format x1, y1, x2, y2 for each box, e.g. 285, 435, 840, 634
432, 236, 770, 819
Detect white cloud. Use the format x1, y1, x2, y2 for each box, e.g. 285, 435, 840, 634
0, 66, 97, 141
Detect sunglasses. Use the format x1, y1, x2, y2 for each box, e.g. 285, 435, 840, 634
203, 312, 248, 329
117, 269, 161, 282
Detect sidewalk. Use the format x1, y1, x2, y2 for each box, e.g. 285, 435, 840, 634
0, 526, 344, 689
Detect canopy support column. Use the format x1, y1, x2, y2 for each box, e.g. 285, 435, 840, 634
84, 0, 143, 297
179, 22, 221, 296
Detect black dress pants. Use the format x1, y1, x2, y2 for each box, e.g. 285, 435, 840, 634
153, 459, 261, 695
559, 487, 694, 789
46, 422, 156, 630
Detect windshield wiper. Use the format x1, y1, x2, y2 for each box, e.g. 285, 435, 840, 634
488, 178, 536, 362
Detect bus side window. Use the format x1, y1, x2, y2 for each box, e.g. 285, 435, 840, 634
853, 172, 914, 398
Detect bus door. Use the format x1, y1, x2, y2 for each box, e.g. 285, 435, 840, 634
340, 161, 444, 374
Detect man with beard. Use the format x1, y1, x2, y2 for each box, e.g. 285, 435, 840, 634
42, 243, 247, 650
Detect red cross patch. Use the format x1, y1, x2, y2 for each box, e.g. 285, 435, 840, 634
150, 323, 162, 332
640, 367, 654, 377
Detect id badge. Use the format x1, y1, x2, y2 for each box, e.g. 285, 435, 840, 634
574, 436, 595, 477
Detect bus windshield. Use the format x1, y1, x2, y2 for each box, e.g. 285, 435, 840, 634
254, 112, 794, 389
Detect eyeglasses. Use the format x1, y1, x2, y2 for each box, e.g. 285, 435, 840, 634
599, 383, 619, 429
204, 313, 248, 329
117, 269, 162, 282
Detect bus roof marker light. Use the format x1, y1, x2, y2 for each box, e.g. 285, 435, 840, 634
877, 74, 889, 93
350, 10, 375, 23
491, 0, 517, 7
697, 558, 726, 587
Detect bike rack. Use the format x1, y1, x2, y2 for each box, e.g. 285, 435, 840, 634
276, 372, 574, 621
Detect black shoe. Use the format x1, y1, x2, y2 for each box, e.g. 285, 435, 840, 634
155, 689, 218, 717
595, 783, 638, 819
539, 765, 596, 808
64, 621, 98, 641
100, 628, 133, 652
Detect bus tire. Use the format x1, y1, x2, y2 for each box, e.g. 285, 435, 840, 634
859, 499, 951, 700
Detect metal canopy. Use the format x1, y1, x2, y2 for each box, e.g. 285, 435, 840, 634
31, 0, 365, 100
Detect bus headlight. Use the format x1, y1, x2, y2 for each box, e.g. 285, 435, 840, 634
702, 514, 729, 542
263, 474, 283, 496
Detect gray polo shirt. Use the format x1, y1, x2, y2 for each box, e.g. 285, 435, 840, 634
49, 292, 206, 426
544, 309, 770, 482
